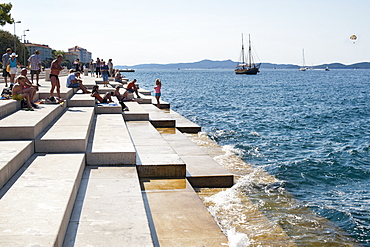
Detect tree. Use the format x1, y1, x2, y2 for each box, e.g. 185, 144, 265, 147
0, 3, 13, 26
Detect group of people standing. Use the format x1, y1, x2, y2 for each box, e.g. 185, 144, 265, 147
2, 48, 42, 87
89, 58, 113, 78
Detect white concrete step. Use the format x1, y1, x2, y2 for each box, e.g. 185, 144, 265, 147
140, 104, 175, 128
35, 107, 95, 153
0, 104, 66, 140
86, 114, 136, 165
123, 102, 149, 121
126, 121, 185, 178
63, 166, 153, 246
67, 93, 95, 107
0, 153, 85, 247
94, 102, 122, 114
0, 140, 34, 189
0, 100, 20, 119
167, 109, 201, 133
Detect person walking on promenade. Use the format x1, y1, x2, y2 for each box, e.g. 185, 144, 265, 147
89, 59, 94, 77
154, 78, 161, 108
107, 59, 113, 77
49, 54, 64, 102
126, 79, 140, 98
7, 53, 21, 85
2, 48, 12, 87
95, 58, 101, 77
101, 61, 109, 87
28, 50, 42, 86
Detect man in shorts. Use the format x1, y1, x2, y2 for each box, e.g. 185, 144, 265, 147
66, 70, 90, 93
27, 50, 42, 86
126, 79, 140, 98
49, 54, 64, 101
2, 48, 12, 87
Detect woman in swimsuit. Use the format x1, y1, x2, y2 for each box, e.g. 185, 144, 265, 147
91, 85, 113, 103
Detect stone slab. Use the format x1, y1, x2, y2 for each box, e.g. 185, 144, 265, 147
0, 140, 34, 189
161, 128, 234, 187
141, 104, 175, 128
0, 153, 85, 247
0, 100, 20, 119
0, 104, 65, 140
63, 166, 153, 247
167, 109, 201, 133
35, 107, 94, 153
126, 121, 185, 178
68, 93, 96, 107
123, 102, 149, 121
86, 114, 136, 165
141, 178, 228, 246
94, 102, 122, 114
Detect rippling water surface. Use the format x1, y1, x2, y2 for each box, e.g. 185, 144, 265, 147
132, 68, 370, 246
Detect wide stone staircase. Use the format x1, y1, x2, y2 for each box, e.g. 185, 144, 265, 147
0, 75, 233, 246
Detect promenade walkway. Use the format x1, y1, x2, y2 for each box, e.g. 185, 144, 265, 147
0, 72, 232, 246
0, 71, 296, 246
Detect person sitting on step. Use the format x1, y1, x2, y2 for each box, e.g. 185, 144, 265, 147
90, 85, 113, 103
12, 75, 36, 111
66, 70, 91, 93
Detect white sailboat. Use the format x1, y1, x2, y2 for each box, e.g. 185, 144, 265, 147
299, 49, 308, 71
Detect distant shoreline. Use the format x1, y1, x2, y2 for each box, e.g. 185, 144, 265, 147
115, 59, 370, 70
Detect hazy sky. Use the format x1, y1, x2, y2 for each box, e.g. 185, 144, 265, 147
2, 0, 369, 66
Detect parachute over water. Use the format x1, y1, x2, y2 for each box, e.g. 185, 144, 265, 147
350, 34, 357, 44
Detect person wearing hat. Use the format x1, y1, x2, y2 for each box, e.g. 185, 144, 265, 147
7, 52, 21, 84
27, 50, 42, 86
2, 48, 12, 87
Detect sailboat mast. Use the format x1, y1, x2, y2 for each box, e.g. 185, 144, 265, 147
248, 34, 252, 67
241, 33, 245, 65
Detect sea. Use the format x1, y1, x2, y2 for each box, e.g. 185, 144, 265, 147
131, 68, 370, 246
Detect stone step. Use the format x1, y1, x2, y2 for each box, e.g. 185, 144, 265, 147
0, 153, 85, 247
167, 109, 201, 133
0, 140, 34, 189
140, 178, 228, 246
0, 100, 20, 119
35, 107, 95, 153
38, 88, 74, 101
63, 166, 153, 246
123, 102, 149, 121
67, 93, 95, 107
126, 121, 186, 178
94, 102, 122, 114
148, 95, 170, 109
0, 104, 66, 140
141, 104, 175, 128
86, 114, 136, 165
160, 128, 234, 188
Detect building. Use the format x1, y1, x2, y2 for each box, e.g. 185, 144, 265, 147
64, 52, 78, 64
24, 43, 52, 61
68, 46, 92, 63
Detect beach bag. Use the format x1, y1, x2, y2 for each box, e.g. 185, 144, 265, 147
1, 87, 11, 95
6, 64, 10, 72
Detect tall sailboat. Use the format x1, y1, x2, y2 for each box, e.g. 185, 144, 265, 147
299, 49, 308, 71
235, 34, 261, 75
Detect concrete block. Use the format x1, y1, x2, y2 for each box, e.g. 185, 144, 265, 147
0, 140, 34, 189
94, 102, 122, 114
86, 114, 136, 165
123, 102, 149, 121
0, 100, 20, 119
35, 107, 94, 153
0, 104, 65, 140
63, 166, 153, 246
67, 93, 95, 107
167, 109, 201, 133
141, 104, 175, 128
0, 153, 85, 247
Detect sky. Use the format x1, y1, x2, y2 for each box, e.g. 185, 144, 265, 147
2, 0, 369, 66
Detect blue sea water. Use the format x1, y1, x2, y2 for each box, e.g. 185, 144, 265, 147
132, 68, 370, 246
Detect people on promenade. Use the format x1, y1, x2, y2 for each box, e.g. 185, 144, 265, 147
66, 70, 91, 93
95, 58, 101, 77
2, 48, 12, 87
126, 79, 140, 98
89, 59, 94, 77
49, 54, 64, 101
15, 73, 37, 107
91, 85, 113, 103
27, 50, 42, 86
12, 75, 36, 111
7, 53, 21, 85
154, 78, 161, 108
107, 59, 113, 77
74, 58, 81, 73
100, 61, 109, 87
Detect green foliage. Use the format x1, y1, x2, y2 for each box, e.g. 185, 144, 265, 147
0, 3, 13, 26
0, 29, 29, 65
